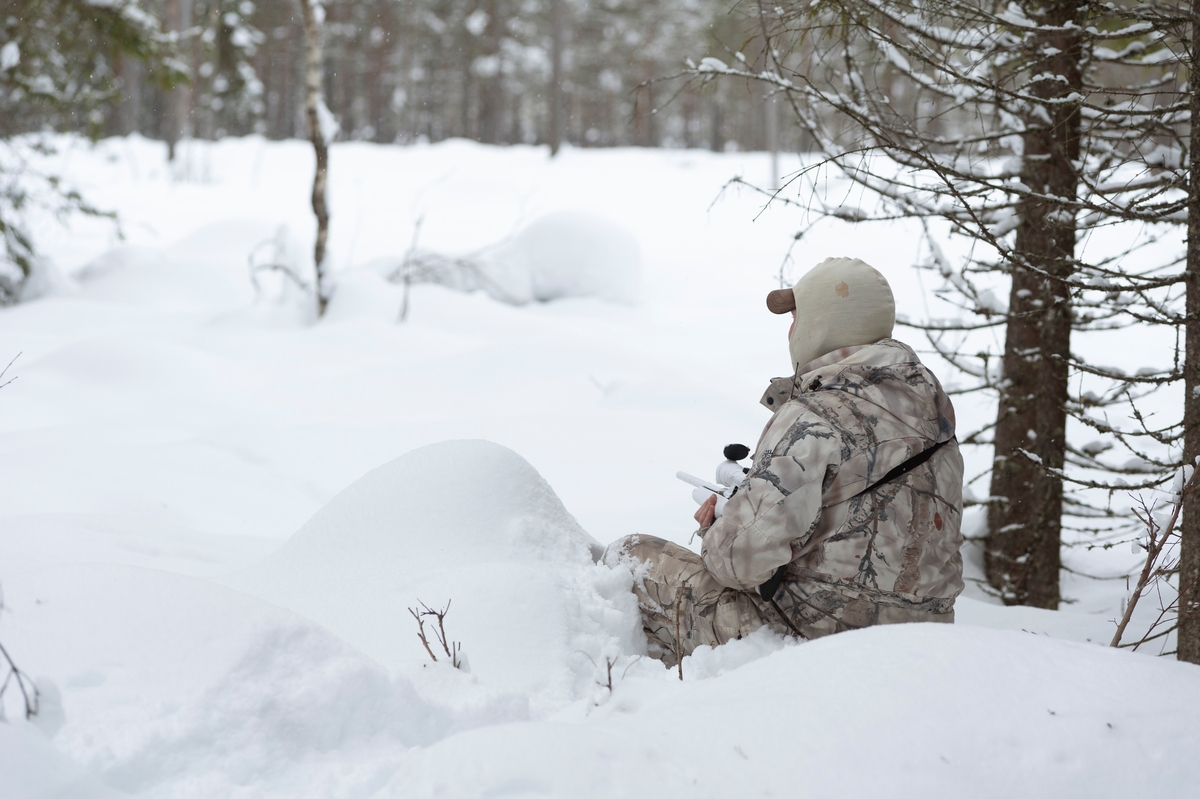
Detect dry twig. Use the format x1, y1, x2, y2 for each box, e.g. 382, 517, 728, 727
0, 352, 18, 390
248, 234, 310, 297
1111, 466, 1198, 648
0, 639, 38, 719
408, 600, 463, 669
408, 606, 439, 663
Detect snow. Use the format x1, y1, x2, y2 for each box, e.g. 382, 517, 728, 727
395, 625, 1200, 798
478, 211, 641, 304
0, 41, 18, 72
696, 56, 731, 73
316, 99, 340, 146
0, 135, 1196, 796
227, 440, 639, 714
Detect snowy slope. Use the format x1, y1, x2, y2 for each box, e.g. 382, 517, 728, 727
227, 440, 642, 714
394, 625, 1200, 799
0, 136, 1195, 796
5, 440, 1198, 798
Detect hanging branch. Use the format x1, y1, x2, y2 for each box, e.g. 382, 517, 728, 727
0, 352, 17, 390
1111, 465, 1199, 648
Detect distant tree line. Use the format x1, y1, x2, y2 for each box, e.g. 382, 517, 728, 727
65, 0, 795, 154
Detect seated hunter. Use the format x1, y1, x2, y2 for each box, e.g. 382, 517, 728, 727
608, 257, 965, 666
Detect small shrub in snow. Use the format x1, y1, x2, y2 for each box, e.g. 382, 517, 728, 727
409, 600, 465, 670
0, 365, 34, 719
0, 352, 16, 390
248, 225, 310, 296
0, 641, 38, 721
1112, 464, 1200, 653
0, 583, 38, 721
389, 211, 640, 319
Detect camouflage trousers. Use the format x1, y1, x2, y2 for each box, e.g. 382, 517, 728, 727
608, 535, 959, 666
607, 535, 794, 667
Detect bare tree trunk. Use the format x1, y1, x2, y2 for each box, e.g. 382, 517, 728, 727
165, 0, 193, 162
635, 61, 657, 147
710, 94, 724, 152
765, 92, 779, 190
298, 0, 330, 316
110, 55, 137, 136
459, 48, 472, 139
478, 0, 503, 144
985, 0, 1081, 608
682, 89, 695, 149
1178, 0, 1200, 664
548, 0, 564, 156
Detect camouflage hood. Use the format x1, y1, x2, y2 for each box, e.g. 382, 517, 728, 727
701, 338, 964, 636
759, 339, 957, 507
784, 257, 896, 373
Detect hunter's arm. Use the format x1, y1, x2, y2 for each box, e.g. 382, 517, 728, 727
700, 407, 841, 591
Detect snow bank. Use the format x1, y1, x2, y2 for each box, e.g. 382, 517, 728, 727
5, 438, 1200, 797
478, 211, 641, 305
320, 268, 403, 323
345, 211, 641, 312
230, 439, 646, 713
0, 563, 443, 797
390, 624, 1200, 798
0, 721, 123, 799
73, 219, 282, 310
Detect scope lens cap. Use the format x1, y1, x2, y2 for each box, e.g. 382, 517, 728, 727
723, 443, 751, 461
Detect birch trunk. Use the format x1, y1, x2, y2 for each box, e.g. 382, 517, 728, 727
298, 0, 330, 316
164, 0, 192, 163
548, 0, 564, 156
477, 0, 503, 144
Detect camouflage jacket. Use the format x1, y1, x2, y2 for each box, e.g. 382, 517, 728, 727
700, 339, 964, 637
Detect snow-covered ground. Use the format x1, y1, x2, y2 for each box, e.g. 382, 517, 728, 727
1, 136, 1197, 797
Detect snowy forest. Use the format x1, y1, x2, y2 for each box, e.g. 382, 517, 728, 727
3, 0, 1200, 796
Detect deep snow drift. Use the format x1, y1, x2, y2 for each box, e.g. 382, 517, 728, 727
480, 211, 641, 305
228, 440, 643, 714
1, 136, 1195, 797
6, 440, 1198, 798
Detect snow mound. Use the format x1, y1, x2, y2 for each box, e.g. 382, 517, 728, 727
478, 211, 640, 304
321, 268, 403, 323
230, 439, 644, 714
0, 564, 458, 798
74, 219, 284, 309
0, 721, 123, 799
390, 624, 1200, 798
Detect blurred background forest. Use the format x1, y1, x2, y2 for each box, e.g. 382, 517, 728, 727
7, 0, 799, 153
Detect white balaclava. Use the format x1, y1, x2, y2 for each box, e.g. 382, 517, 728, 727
787, 257, 895, 372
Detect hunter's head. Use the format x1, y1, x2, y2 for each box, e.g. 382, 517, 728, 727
766, 257, 896, 373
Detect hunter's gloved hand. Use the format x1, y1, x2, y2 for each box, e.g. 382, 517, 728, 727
694, 493, 717, 528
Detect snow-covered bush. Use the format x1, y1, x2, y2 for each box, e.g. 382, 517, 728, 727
0, 1, 180, 303
390, 211, 641, 312
478, 211, 640, 305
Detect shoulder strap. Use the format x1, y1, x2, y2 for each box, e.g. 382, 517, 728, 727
851, 436, 954, 501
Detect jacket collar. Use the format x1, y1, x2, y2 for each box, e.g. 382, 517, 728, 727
759, 340, 912, 412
